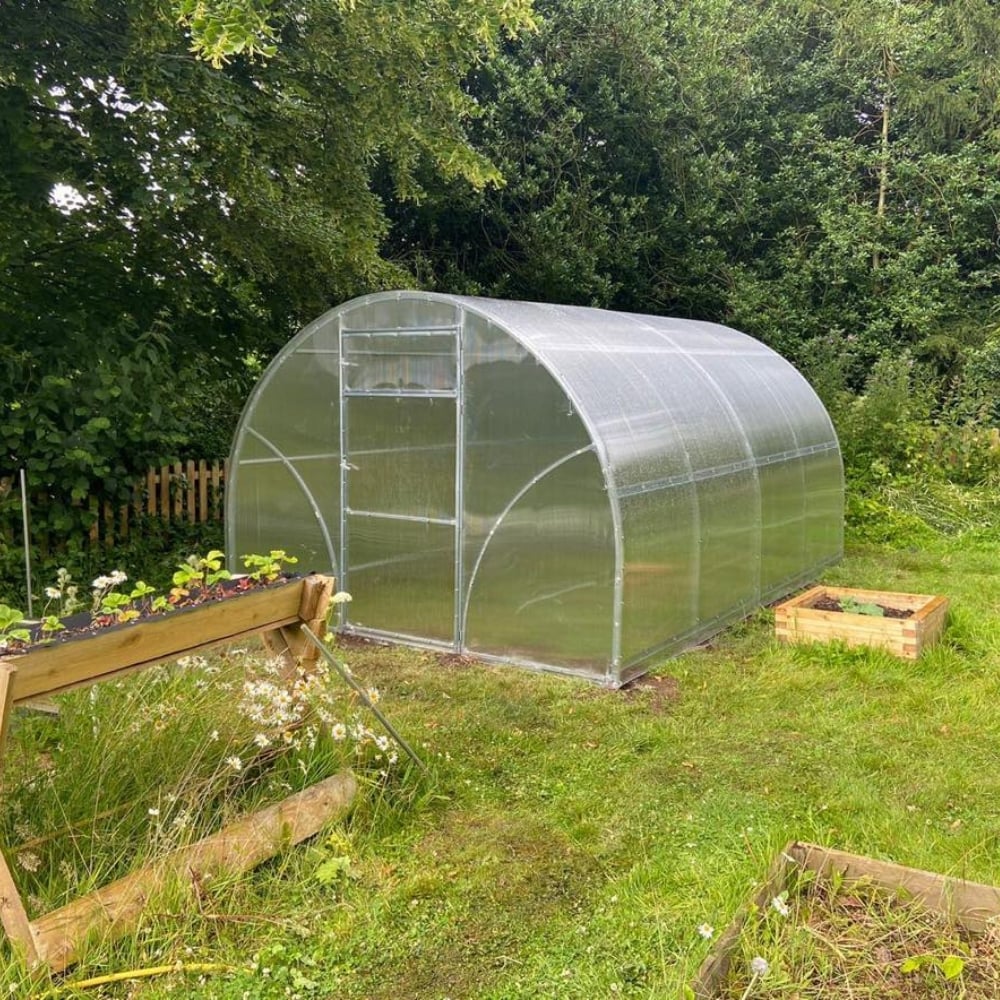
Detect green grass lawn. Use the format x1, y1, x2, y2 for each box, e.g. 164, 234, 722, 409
3, 530, 999, 998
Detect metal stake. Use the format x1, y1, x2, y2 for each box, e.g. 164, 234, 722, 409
19, 469, 33, 617
298, 625, 428, 774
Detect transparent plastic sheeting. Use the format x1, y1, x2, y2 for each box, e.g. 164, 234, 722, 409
228, 292, 843, 686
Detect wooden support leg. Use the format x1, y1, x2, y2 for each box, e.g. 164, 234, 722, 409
0, 662, 15, 760
261, 575, 335, 679
0, 664, 41, 967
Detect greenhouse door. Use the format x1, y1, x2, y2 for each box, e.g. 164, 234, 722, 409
339, 324, 461, 646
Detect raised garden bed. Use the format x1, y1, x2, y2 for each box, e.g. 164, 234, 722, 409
692, 842, 1000, 998
1, 574, 335, 706
0, 573, 338, 973
774, 586, 949, 660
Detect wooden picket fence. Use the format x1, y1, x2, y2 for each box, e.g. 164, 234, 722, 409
1, 460, 228, 549
88, 459, 229, 545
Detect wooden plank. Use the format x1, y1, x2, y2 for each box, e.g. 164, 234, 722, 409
103, 500, 114, 547
159, 465, 169, 521
5, 578, 317, 703
0, 663, 15, 762
146, 469, 157, 516
186, 459, 196, 521
792, 843, 1000, 934
0, 664, 37, 963
172, 463, 182, 519
262, 576, 335, 674
30, 770, 357, 973
213, 461, 224, 519
0, 847, 39, 968
912, 594, 949, 623
691, 843, 795, 998
198, 459, 208, 523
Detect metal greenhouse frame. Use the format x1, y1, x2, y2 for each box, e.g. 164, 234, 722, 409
227, 291, 843, 686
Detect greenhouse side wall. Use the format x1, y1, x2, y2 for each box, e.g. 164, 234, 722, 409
227, 313, 342, 575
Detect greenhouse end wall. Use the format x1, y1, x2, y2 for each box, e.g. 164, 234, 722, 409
228, 291, 843, 686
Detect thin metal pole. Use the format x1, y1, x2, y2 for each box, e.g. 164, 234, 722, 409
19, 469, 33, 617
298, 625, 428, 774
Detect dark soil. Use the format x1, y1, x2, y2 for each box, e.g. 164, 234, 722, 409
622, 673, 681, 713
812, 595, 914, 619
7, 574, 296, 655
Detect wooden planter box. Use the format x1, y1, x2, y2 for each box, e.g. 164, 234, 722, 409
774, 586, 948, 660
1, 574, 334, 706
692, 841, 1000, 998
0, 574, 338, 973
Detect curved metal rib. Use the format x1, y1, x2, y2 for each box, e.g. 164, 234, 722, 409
245, 427, 339, 573
459, 444, 595, 643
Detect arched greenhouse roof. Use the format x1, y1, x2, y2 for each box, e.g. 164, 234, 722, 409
228, 291, 843, 686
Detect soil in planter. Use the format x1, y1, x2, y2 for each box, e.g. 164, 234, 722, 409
6, 575, 297, 655
719, 872, 1000, 998
811, 595, 914, 619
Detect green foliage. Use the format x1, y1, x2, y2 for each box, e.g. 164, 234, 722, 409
900, 952, 966, 980
242, 549, 298, 583
838, 597, 885, 617
0, 515, 224, 608
171, 549, 232, 598
173, 0, 281, 66
0, 0, 535, 553
2, 535, 991, 995
0, 603, 30, 648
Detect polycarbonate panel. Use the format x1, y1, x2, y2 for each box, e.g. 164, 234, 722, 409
461, 312, 590, 532
247, 341, 339, 458
341, 295, 459, 334
619, 485, 698, 662
695, 470, 760, 622
346, 396, 455, 519
463, 451, 614, 674
230, 459, 336, 573
757, 459, 807, 593
345, 516, 455, 642
343, 333, 456, 392
804, 449, 845, 562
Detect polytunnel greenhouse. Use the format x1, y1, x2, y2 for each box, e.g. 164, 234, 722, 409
227, 291, 843, 686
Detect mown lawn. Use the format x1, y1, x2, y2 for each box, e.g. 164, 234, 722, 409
4, 531, 1000, 999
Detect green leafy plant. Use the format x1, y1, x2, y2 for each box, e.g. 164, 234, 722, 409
170, 550, 232, 602
242, 550, 298, 583
39, 615, 65, 636
0, 605, 31, 649
838, 597, 885, 617
314, 831, 357, 894
900, 952, 965, 980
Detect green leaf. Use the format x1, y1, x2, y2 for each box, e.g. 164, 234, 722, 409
314, 855, 352, 886
900, 957, 922, 974
941, 955, 964, 980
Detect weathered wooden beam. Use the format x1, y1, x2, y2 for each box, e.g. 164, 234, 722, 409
5, 577, 323, 704
30, 770, 357, 973
0, 848, 39, 969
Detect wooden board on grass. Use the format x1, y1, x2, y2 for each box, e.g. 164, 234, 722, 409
30, 771, 357, 973
691, 841, 1000, 998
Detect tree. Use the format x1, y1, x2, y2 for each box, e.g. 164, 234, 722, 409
0, 0, 534, 544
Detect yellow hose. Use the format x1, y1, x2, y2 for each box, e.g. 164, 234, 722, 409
48, 962, 246, 994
